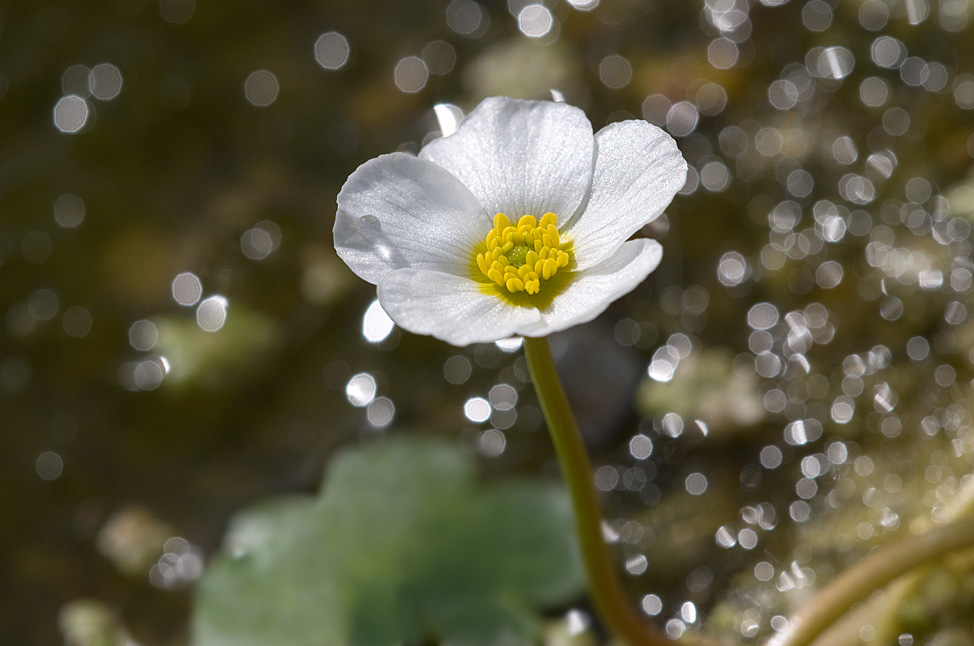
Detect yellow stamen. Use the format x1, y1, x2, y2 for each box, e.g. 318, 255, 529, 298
474, 211, 573, 297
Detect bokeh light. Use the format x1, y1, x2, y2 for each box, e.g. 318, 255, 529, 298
446, 0, 487, 37
517, 4, 553, 38
362, 300, 395, 344
53, 95, 89, 133
171, 273, 202, 306
36, 451, 64, 481
393, 57, 428, 93
88, 63, 123, 100
244, 70, 279, 107
240, 221, 281, 260
422, 41, 457, 75
599, 55, 632, 89
346, 373, 377, 407
314, 32, 350, 70
196, 296, 228, 332
129, 319, 158, 351
463, 397, 491, 423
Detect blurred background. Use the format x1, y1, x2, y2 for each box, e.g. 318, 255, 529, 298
2, 0, 973, 644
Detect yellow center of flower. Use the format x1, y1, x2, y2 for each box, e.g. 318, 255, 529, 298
475, 212, 571, 296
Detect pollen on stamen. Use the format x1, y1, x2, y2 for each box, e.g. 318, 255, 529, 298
474, 211, 571, 298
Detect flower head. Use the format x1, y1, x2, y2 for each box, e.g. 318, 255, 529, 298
334, 96, 687, 346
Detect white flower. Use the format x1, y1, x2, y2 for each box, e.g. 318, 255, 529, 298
334, 96, 687, 346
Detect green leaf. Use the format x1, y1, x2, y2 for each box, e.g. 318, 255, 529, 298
193, 438, 584, 646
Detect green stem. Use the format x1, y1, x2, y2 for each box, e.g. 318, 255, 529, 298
523, 336, 670, 646
771, 517, 974, 646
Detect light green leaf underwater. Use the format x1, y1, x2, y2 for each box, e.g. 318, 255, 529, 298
193, 438, 585, 646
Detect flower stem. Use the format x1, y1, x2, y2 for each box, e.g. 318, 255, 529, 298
523, 336, 670, 646
771, 517, 974, 646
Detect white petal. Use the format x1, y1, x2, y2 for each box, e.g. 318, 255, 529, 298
565, 120, 686, 270
377, 270, 543, 347
528, 239, 663, 336
334, 152, 489, 284
419, 96, 594, 221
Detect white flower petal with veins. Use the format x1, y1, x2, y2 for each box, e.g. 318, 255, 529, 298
566, 121, 688, 270
420, 96, 594, 221
334, 96, 687, 346
334, 153, 488, 283
378, 270, 544, 347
